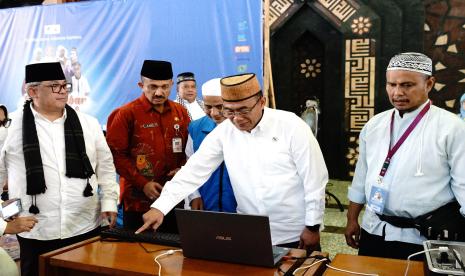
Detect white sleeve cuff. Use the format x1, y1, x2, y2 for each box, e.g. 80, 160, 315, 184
101, 199, 117, 213
348, 186, 366, 204
187, 190, 201, 202
304, 198, 325, 227
151, 196, 179, 215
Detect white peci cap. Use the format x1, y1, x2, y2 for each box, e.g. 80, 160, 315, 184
201, 78, 222, 97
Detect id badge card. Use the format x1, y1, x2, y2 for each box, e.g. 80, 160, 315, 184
172, 137, 182, 153
367, 184, 388, 214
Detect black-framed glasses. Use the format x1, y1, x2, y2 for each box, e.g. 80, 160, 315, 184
0, 118, 11, 128
222, 97, 261, 117
41, 83, 72, 94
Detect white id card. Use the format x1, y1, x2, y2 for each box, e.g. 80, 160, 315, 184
367, 184, 388, 214
172, 137, 182, 153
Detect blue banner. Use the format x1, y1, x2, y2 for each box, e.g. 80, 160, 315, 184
0, 0, 262, 125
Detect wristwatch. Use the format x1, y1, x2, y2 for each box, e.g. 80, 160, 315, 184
306, 224, 320, 231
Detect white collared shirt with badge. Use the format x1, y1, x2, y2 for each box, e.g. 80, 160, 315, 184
0, 105, 119, 240
349, 100, 465, 244
153, 107, 328, 245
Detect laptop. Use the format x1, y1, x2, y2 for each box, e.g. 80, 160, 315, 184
175, 208, 290, 267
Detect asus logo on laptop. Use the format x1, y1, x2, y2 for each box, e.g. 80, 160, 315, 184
215, 235, 232, 241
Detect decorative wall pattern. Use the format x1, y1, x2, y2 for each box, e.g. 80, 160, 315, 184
316, 0, 357, 22
344, 39, 376, 132
346, 136, 359, 172
269, 0, 465, 177
351, 16, 372, 35
269, 0, 294, 27
269, 0, 379, 178
300, 58, 322, 78
344, 39, 375, 175
424, 0, 465, 113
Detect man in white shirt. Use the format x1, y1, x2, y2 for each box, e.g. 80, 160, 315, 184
0, 62, 119, 275
345, 52, 465, 259
137, 73, 328, 251
175, 72, 205, 120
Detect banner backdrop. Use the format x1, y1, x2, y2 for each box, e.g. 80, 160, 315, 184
0, 0, 262, 125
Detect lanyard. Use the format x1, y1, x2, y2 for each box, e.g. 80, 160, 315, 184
378, 101, 431, 182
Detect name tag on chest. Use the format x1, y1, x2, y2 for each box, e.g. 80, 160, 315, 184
142, 123, 158, 128
367, 184, 388, 214
172, 137, 182, 153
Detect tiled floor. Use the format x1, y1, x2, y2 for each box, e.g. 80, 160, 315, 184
321, 180, 359, 259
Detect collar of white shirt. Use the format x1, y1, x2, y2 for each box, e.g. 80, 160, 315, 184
394, 99, 430, 121
30, 103, 67, 123
249, 107, 271, 135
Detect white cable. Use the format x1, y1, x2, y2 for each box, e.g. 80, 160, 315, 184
404, 248, 440, 276
292, 258, 327, 275
314, 106, 319, 137
325, 263, 379, 276
154, 249, 182, 276
414, 105, 431, 177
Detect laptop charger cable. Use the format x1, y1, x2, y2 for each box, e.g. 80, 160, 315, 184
154, 249, 183, 276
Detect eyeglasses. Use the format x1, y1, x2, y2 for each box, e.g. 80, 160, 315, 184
0, 118, 11, 128
41, 83, 72, 94
222, 97, 261, 117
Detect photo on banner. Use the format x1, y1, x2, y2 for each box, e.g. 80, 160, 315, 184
0, 0, 263, 126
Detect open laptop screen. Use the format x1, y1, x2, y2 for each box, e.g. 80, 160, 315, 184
175, 209, 289, 267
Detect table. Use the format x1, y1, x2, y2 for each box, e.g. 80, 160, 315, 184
39, 236, 328, 275
322, 254, 425, 276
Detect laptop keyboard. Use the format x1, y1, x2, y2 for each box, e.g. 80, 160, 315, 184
101, 227, 181, 247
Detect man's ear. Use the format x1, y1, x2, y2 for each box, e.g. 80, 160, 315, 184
27, 86, 37, 99
426, 76, 436, 93
138, 82, 144, 89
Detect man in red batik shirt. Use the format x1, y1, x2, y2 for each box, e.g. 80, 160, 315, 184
106, 60, 190, 233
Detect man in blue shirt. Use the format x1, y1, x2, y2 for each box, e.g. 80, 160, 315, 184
185, 78, 237, 212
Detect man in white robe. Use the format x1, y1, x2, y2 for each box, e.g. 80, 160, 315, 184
345, 52, 465, 260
